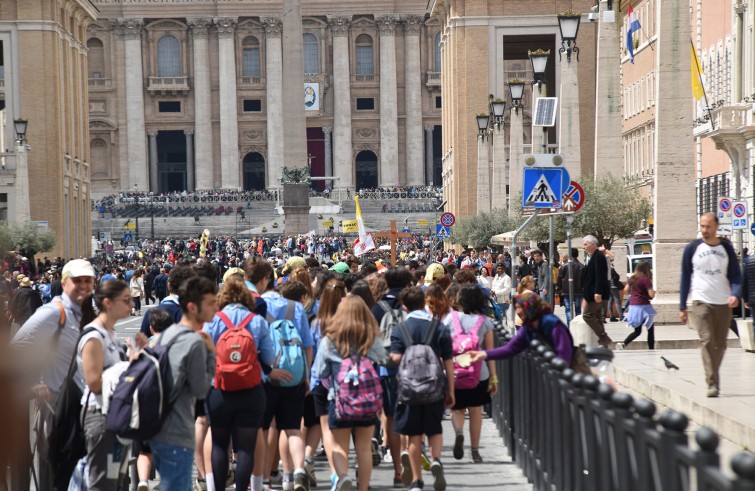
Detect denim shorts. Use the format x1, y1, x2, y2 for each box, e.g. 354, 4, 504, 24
149, 441, 193, 490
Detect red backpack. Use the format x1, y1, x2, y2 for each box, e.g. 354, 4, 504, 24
215, 311, 262, 391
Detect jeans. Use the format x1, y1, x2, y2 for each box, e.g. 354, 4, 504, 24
603, 287, 623, 319
150, 441, 194, 491
562, 294, 583, 325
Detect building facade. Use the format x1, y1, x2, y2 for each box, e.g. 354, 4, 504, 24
86, 0, 443, 197
0, 0, 96, 258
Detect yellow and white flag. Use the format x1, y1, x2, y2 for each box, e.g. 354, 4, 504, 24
352, 196, 375, 256
691, 43, 705, 101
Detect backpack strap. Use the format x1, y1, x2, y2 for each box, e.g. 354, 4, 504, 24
471, 314, 486, 334
398, 321, 414, 348
284, 300, 296, 321
216, 311, 235, 331
450, 310, 462, 335
423, 318, 441, 346
237, 313, 255, 331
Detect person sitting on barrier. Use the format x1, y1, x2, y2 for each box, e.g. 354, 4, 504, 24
467, 291, 573, 365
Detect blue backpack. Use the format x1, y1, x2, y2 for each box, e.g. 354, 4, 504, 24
267, 300, 306, 387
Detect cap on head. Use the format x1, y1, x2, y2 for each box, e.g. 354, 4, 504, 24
19, 277, 32, 287
329, 262, 351, 274
62, 259, 95, 281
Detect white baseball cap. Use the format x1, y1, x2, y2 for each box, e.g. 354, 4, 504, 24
62, 259, 96, 281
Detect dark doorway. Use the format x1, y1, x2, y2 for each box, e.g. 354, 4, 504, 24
432, 125, 442, 186
157, 130, 187, 192
307, 127, 325, 191
243, 152, 266, 190
355, 150, 378, 191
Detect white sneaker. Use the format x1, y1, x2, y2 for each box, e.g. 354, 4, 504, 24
616, 342, 625, 350
332, 476, 353, 491
282, 480, 294, 491
138, 481, 150, 491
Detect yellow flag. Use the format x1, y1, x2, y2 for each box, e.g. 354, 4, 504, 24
691, 44, 705, 101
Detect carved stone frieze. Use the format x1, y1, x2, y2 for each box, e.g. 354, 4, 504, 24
242, 129, 265, 141
327, 15, 352, 36
187, 18, 213, 38
214, 17, 238, 39
260, 16, 283, 37
402, 15, 424, 36
354, 127, 378, 139
375, 15, 399, 35
112, 18, 143, 39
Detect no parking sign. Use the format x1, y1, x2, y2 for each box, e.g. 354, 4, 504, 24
733, 201, 748, 230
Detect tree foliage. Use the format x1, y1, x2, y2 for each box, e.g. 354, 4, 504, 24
452, 209, 523, 249
8, 222, 57, 258
0, 222, 14, 259
572, 174, 651, 248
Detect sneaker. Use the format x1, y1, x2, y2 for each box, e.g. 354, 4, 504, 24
706, 385, 719, 398
283, 480, 294, 491
226, 469, 235, 488
408, 480, 424, 491
371, 438, 382, 466
270, 472, 283, 486
400, 451, 412, 485
304, 461, 317, 488
139, 481, 150, 491
393, 476, 403, 488
452, 433, 464, 460
420, 446, 431, 471
615, 342, 625, 350
430, 460, 446, 491
471, 448, 483, 464
294, 471, 309, 491
332, 476, 352, 491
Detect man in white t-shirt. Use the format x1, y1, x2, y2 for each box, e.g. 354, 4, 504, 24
679, 212, 742, 397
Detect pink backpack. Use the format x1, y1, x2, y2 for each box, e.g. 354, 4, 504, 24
334, 355, 383, 421
451, 311, 485, 389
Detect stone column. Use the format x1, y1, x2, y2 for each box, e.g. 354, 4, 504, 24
322, 126, 333, 187
117, 18, 148, 191
262, 16, 284, 188
328, 15, 353, 189
476, 136, 490, 213
593, 1, 623, 178
148, 131, 158, 192
425, 124, 434, 185
188, 18, 214, 190
531, 84, 547, 153
491, 125, 507, 210
376, 15, 400, 186
184, 130, 195, 191
508, 109, 524, 215
652, 0, 697, 322
13, 143, 30, 224
559, 51, 581, 179
281, 0, 308, 167
214, 17, 240, 189
403, 15, 424, 186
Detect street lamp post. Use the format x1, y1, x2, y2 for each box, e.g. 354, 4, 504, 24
475, 113, 492, 213
528, 49, 550, 153
133, 184, 140, 243
557, 10, 582, 179
557, 12, 581, 62
13, 119, 31, 224
489, 96, 507, 210
507, 80, 526, 214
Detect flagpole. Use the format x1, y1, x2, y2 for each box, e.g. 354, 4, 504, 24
690, 39, 715, 130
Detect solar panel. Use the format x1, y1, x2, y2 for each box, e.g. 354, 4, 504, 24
533, 97, 558, 127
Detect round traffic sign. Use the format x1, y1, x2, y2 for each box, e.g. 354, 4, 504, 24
719, 198, 732, 212
562, 181, 585, 212
751, 222, 755, 236
440, 212, 456, 227
734, 203, 746, 218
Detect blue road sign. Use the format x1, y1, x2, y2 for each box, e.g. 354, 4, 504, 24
522, 167, 569, 209
751, 222, 755, 236
436, 224, 451, 239
402, 228, 411, 233
123, 232, 133, 243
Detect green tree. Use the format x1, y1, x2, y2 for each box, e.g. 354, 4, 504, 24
510, 192, 567, 249
572, 173, 651, 249
11, 222, 57, 266
452, 209, 522, 249
0, 222, 14, 259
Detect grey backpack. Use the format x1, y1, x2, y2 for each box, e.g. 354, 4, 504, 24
377, 300, 407, 348
396, 319, 446, 406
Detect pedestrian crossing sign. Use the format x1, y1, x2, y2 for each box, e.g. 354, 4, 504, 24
436, 224, 451, 239
522, 167, 568, 209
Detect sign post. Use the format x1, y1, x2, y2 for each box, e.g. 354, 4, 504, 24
718, 197, 733, 236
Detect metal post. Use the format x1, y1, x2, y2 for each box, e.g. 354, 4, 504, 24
567, 214, 575, 320
150, 206, 155, 240
739, 229, 745, 318
548, 215, 554, 305
511, 209, 542, 304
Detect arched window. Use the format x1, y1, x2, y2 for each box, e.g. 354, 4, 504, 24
87, 38, 105, 79
355, 34, 373, 75
242, 36, 261, 77
434, 32, 441, 72
303, 33, 319, 74
90, 138, 109, 178
156, 35, 180, 77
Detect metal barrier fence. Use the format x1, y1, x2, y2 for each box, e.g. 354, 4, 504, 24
490, 331, 755, 491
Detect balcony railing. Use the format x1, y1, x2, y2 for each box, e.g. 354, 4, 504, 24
352, 74, 379, 85
426, 71, 441, 87
147, 76, 190, 95
238, 76, 265, 86
88, 78, 111, 89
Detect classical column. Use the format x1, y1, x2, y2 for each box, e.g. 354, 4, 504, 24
116, 18, 148, 191
593, 1, 623, 177
214, 17, 240, 189
508, 109, 524, 215
184, 130, 195, 191
148, 131, 158, 192
13, 143, 30, 224
403, 15, 424, 186
424, 124, 434, 185
559, 52, 581, 179
491, 125, 507, 210
476, 136, 490, 213
652, 0, 697, 321
188, 18, 214, 190
262, 16, 284, 188
281, 0, 308, 167
328, 15, 354, 189
322, 126, 333, 187
376, 15, 400, 186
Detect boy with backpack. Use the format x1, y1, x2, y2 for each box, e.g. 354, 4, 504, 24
390, 287, 455, 491
255, 259, 314, 491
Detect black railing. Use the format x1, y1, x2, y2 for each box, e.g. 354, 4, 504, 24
490, 331, 755, 491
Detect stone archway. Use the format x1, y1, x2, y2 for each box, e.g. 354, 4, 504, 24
243, 152, 266, 190
355, 150, 378, 190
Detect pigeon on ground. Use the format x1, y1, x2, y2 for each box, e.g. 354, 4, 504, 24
661, 356, 679, 371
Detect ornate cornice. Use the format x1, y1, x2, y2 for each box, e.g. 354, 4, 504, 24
327, 15, 352, 36
214, 17, 238, 39
322, 126, 333, 135
112, 18, 143, 39
375, 15, 400, 36
402, 15, 424, 36
260, 16, 283, 37
187, 18, 213, 38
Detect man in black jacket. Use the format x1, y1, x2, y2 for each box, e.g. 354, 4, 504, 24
581, 235, 613, 347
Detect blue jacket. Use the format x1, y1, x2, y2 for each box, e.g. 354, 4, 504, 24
139, 295, 183, 335
203, 304, 276, 371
